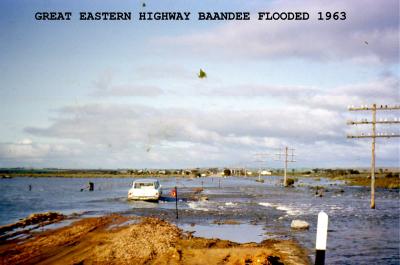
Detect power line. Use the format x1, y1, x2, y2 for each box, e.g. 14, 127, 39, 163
348, 104, 400, 111
275, 147, 296, 187
347, 103, 400, 209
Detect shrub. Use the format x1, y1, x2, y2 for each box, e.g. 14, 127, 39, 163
286, 178, 295, 186
223, 169, 231, 176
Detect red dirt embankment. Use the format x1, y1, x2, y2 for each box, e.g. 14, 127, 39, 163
0, 214, 310, 265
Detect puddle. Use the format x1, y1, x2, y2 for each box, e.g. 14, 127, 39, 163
179, 223, 266, 243
32, 219, 76, 232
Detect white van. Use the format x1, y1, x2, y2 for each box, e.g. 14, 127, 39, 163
128, 179, 162, 201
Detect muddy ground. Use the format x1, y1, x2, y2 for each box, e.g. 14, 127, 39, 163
0, 214, 310, 265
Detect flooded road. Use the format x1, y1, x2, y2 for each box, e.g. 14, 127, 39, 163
0, 176, 399, 264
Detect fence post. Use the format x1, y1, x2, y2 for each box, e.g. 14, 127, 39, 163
315, 211, 328, 265
175, 186, 178, 219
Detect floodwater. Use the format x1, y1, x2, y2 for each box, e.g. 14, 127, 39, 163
0, 176, 399, 264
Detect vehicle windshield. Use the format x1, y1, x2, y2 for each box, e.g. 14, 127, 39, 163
134, 182, 155, 189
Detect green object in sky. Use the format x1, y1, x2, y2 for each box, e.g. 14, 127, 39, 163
198, 69, 207, 79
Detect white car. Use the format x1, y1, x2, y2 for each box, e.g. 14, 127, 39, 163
128, 179, 162, 201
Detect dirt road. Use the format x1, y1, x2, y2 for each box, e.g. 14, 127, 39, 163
0, 214, 310, 265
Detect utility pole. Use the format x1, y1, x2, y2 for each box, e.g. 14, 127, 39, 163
275, 147, 296, 187
347, 104, 400, 209
254, 153, 268, 182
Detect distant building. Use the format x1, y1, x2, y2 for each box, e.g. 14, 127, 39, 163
261, 170, 272, 176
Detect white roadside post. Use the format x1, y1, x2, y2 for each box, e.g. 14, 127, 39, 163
315, 211, 328, 265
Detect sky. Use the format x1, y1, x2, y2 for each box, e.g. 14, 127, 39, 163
0, 0, 399, 169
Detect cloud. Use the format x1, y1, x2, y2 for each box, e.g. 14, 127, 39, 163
18, 138, 33, 145
20, 71, 399, 168
25, 103, 344, 147
296, 139, 400, 168
96, 84, 163, 97
135, 65, 195, 81
296, 75, 400, 110
210, 84, 316, 98
206, 75, 399, 111
159, 0, 399, 64
0, 139, 80, 163
19, 102, 351, 167
92, 71, 163, 97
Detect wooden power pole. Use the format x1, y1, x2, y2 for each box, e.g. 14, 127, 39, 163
276, 147, 296, 187
347, 104, 400, 209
